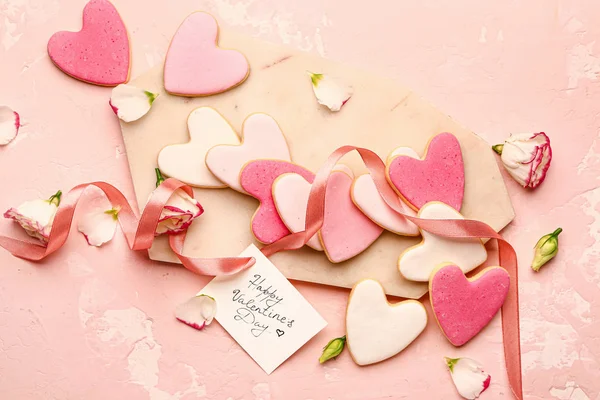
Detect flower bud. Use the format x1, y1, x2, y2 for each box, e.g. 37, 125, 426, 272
319, 335, 346, 364
532, 228, 562, 272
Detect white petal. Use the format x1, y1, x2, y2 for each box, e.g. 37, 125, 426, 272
0, 106, 20, 145
156, 189, 203, 235
110, 84, 157, 123
4, 199, 57, 243
175, 294, 217, 330
309, 73, 353, 112
77, 207, 118, 247
447, 357, 491, 399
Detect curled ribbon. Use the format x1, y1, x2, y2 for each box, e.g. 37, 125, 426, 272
0, 146, 522, 399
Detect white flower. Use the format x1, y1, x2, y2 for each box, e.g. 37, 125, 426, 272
110, 84, 158, 123
175, 294, 217, 330
3, 190, 61, 244
0, 105, 20, 145
78, 207, 120, 247
154, 168, 203, 235
445, 357, 491, 399
307, 72, 353, 111
493, 132, 552, 189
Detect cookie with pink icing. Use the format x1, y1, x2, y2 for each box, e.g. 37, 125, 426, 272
206, 113, 291, 193
387, 133, 465, 211
429, 264, 510, 346
47, 0, 130, 86
240, 160, 314, 244
351, 174, 419, 236
164, 12, 249, 96
319, 171, 383, 263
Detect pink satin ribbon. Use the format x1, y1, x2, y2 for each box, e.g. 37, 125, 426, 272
0, 148, 522, 399
0, 179, 255, 275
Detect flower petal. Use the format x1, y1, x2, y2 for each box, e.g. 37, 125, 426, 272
110, 84, 158, 123
175, 294, 217, 330
307, 72, 353, 112
77, 207, 119, 247
156, 189, 203, 235
445, 357, 491, 399
0, 105, 20, 145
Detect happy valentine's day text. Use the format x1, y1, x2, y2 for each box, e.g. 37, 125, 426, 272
232, 274, 295, 338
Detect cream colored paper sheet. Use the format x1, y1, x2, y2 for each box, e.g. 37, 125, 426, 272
119, 29, 514, 299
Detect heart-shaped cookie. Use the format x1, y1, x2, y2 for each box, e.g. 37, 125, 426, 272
430, 264, 510, 346
319, 171, 383, 263
351, 174, 419, 236
272, 173, 323, 251
164, 12, 249, 96
206, 113, 291, 193
240, 160, 314, 244
398, 202, 487, 282
158, 107, 240, 187
47, 0, 130, 86
387, 132, 465, 211
346, 279, 427, 366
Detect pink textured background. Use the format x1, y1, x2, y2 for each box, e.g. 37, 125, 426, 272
1, 0, 599, 399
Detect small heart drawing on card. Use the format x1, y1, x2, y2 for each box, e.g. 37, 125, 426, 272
47, 0, 130, 86
276, 329, 285, 337
164, 12, 249, 96
387, 132, 465, 211
429, 264, 510, 347
319, 171, 383, 263
346, 279, 427, 366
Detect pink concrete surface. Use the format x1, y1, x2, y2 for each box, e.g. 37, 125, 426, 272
0, 0, 599, 399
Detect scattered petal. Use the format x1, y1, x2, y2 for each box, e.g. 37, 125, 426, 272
78, 206, 119, 247
319, 335, 346, 363
175, 294, 217, 330
307, 71, 353, 112
110, 84, 158, 122
492, 132, 552, 189
3, 190, 61, 244
0, 106, 20, 145
445, 357, 491, 399
531, 227, 562, 271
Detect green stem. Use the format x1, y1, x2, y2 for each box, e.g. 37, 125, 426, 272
551, 227, 563, 237
48, 190, 62, 206
155, 168, 165, 187
492, 144, 504, 155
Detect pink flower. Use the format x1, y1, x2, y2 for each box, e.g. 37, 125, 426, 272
175, 294, 217, 330
445, 357, 491, 399
492, 132, 552, 189
154, 168, 203, 235
4, 190, 62, 244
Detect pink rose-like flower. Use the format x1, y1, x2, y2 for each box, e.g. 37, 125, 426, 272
154, 168, 203, 235
4, 190, 62, 244
492, 132, 552, 189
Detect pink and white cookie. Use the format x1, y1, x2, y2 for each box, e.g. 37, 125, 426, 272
346, 279, 427, 366
158, 107, 240, 188
206, 113, 291, 193
47, 0, 130, 86
164, 12, 249, 96
398, 202, 487, 282
319, 171, 383, 263
272, 173, 323, 251
240, 160, 314, 244
350, 174, 419, 236
429, 264, 510, 346
387, 133, 465, 211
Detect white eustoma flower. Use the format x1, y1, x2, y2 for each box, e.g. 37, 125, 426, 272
493, 132, 552, 189
4, 190, 62, 244
0, 105, 20, 145
154, 168, 203, 235
445, 357, 491, 400
110, 84, 158, 122
175, 294, 217, 330
307, 72, 353, 112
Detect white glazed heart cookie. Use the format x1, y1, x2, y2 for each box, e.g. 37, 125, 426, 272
206, 113, 291, 193
346, 279, 427, 366
158, 107, 240, 187
398, 202, 488, 282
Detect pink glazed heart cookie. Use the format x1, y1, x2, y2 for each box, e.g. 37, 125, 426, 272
320, 171, 384, 263
47, 0, 130, 86
387, 133, 465, 211
429, 264, 510, 346
164, 12, 250, 96
240, 160, 315, 244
